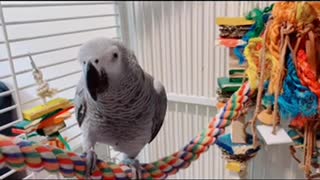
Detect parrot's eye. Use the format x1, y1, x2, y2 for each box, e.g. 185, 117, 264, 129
95, 59, 99, 64
83, 61, 86, 65
113, 53, 118, 59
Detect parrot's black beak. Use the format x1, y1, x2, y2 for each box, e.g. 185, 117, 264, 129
85, 62, 99, 101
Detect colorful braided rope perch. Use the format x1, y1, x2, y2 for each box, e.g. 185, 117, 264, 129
0, 82, 254, 180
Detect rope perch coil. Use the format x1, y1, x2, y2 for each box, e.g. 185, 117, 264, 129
0, 82, 254, 180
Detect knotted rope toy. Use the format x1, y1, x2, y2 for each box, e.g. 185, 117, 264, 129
0, 82, 256, 180
259, 2, 320, 178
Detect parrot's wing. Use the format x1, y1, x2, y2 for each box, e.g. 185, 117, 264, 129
149, 80, 167, 143
74, 77, 87, 127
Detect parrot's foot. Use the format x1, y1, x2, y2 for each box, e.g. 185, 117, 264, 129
121, 158, 142, 179
83, 148, 97, 178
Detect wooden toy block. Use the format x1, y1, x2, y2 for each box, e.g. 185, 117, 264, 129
14, 119, 41, 130
229, 69, 245, 76
229, 78, 247, 83
231, 116, 247, 144
257, 109, 274, 126
216, 17, 254, 39
229, 62, 246, 70
216, 17, 255, 26
226, 161, 242, 173
42, 122, 66, 136
216, 101, 226, 110
23, 98, 73, 121
257, 125, 293, 145
37, 106, 73, 129
215, 38, 246, 48
218, 77, 242, 93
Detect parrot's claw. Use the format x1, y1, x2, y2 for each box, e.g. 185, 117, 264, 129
121, 158, 142, 179
84, 149, 97, 178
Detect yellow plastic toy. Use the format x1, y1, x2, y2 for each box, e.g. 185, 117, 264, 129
22, 98, 73, 121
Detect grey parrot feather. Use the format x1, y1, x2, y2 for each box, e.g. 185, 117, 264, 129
75, 75, 87, 127
148, 74, 167, 143
75, 37, 167, 161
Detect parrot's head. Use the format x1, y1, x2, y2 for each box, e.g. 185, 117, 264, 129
78, 37, 129, 101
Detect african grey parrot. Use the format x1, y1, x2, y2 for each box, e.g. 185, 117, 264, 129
74, 37, 167, 178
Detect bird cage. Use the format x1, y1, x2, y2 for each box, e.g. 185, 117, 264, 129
0, 1, 310, 179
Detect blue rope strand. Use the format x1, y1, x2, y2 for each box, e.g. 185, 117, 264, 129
278, 54, 318, 121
